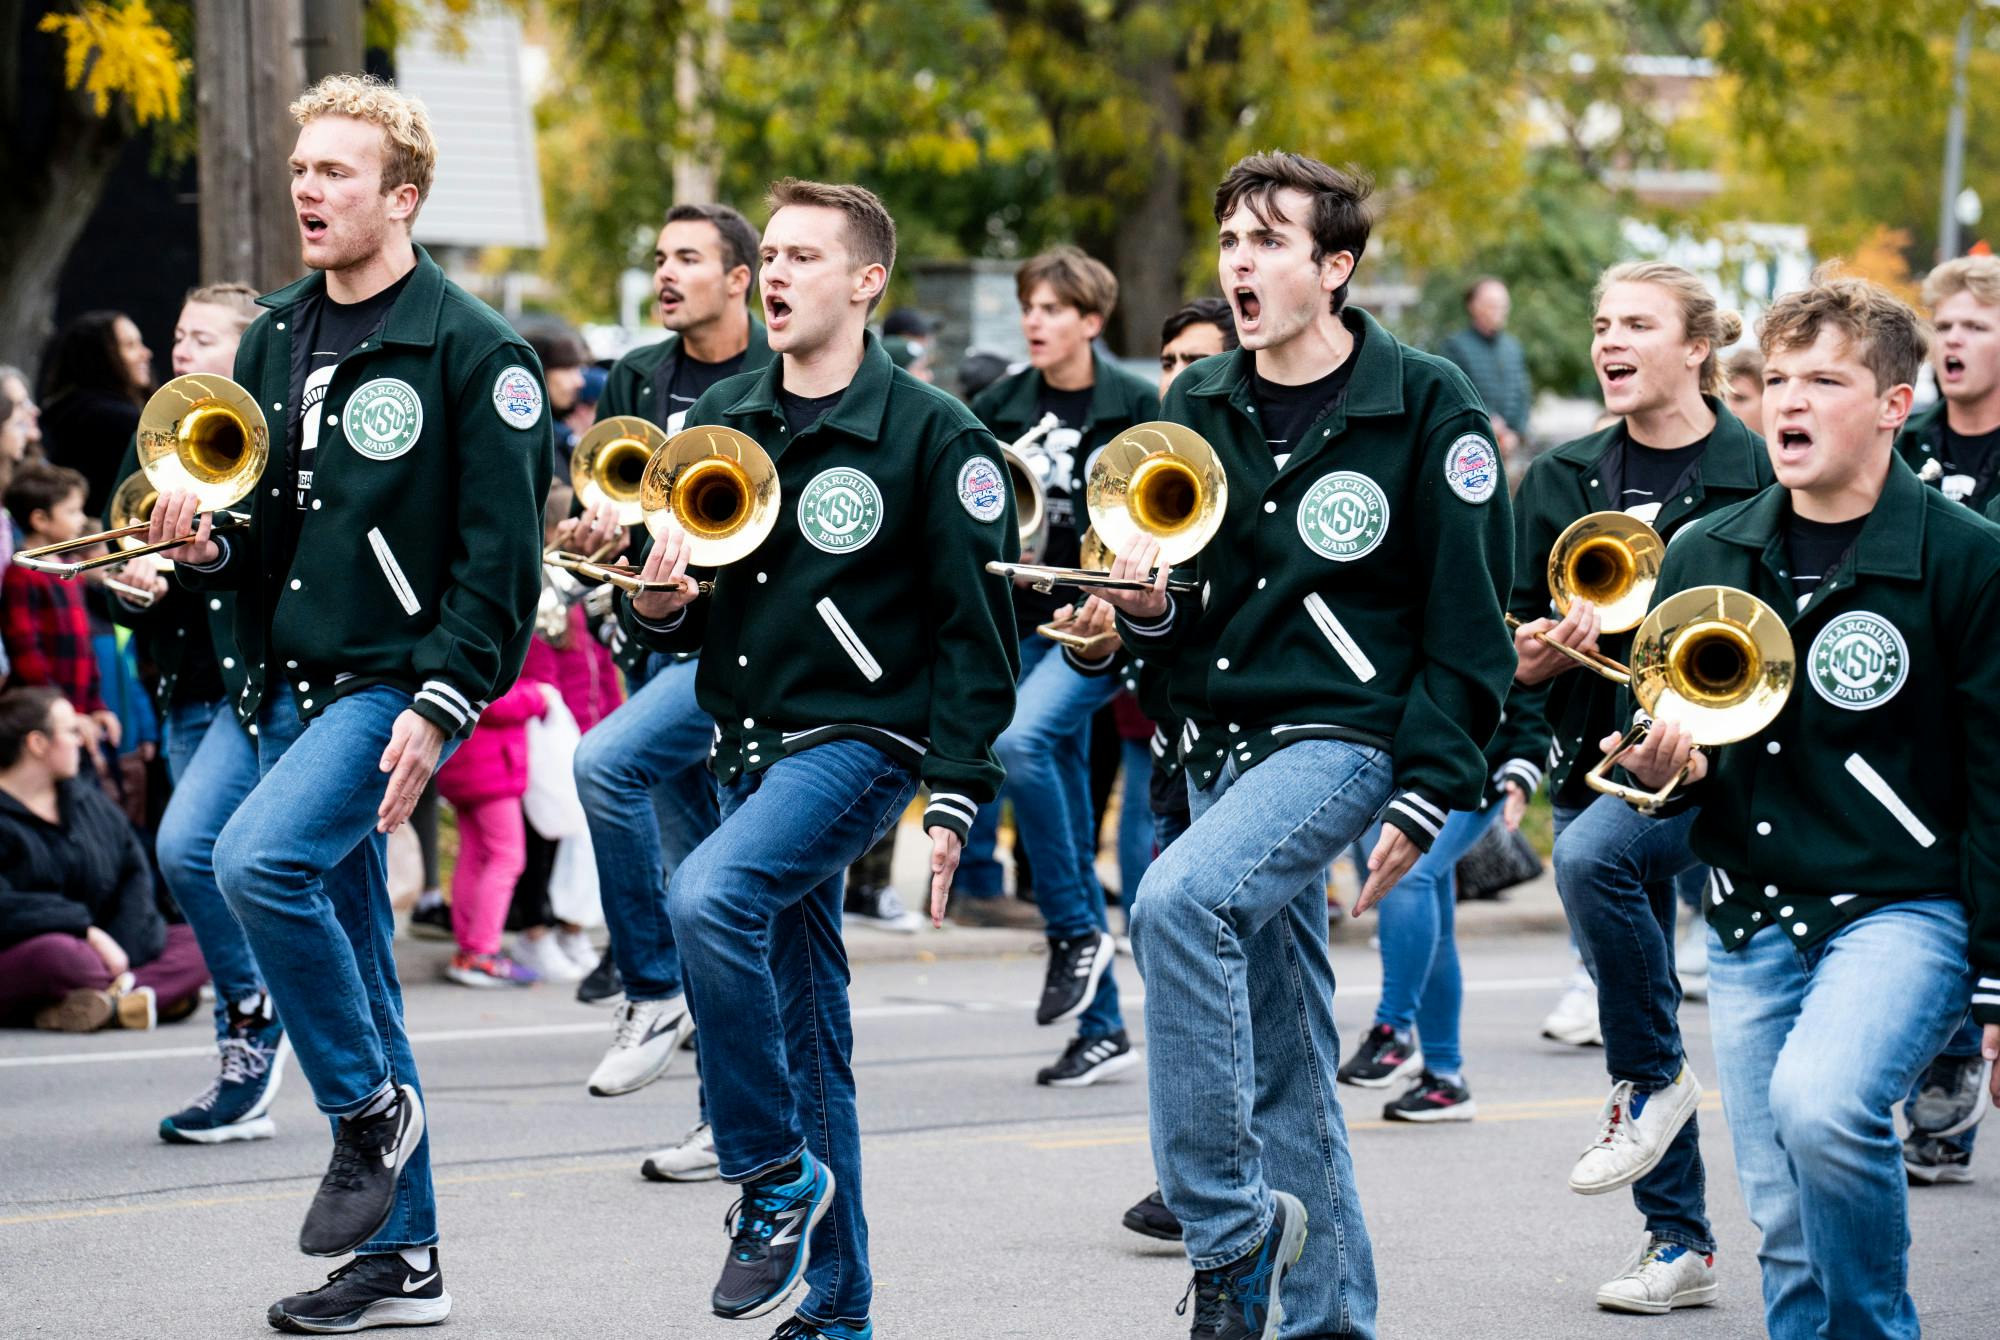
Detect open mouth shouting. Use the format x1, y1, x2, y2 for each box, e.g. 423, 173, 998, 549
300, 212, 329, 244
764, 293, 793, 331
1942, 353, 1967, 383
1775, 425, 1814, 465
656, 286, 684, 316
1232, 286, 1262, 333
1601, 361, 1637, 389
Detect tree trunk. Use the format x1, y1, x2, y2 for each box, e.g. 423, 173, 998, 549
1110, 46, 1187, 360
196, 0, 307, 293
0, 100, 125, 373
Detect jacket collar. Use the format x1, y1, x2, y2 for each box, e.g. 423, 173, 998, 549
1544, 397, 1760, 485
984, 350, 1139, 432
1188, 308, 1405, 421
259, 245, 446, 348
723, 329, 895, 444
655, 318, 774, 373
1706, 451, 1928, 581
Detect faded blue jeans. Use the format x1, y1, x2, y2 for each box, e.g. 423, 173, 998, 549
1133, 738, 1393, 1339
957, 635, 1050, 897
1707, 899, 1970, 1340
156, 698, 266, 1041
214, 685, 454, 1251
666, 739, 917, 1328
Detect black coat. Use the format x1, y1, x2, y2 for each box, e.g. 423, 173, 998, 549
0, 778, 163, 963
41, 390, 142, 519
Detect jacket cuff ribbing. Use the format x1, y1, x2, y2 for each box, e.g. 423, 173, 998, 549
1491, 758, 1542, 798
923, 791, 978, 843
1380, 789, 1449, 853
1972, 973, 2000, 1028
1116, 601, 1176, 643
411, 678, 478, 738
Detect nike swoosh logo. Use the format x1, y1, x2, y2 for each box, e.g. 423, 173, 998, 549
641, 1012, 686, 1045
403, 1272, 438, 1292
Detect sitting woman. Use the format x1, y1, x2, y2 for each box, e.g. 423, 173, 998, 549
0, 687, 207, 1030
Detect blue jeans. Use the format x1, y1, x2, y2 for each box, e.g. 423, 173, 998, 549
667, 740, 916, 1327
1116, 736, 1154, 902
1908, 1012, 1985, 1156
1153, 798, 1190, 856
214, 685, 453, 1251
156, 700, 265, 1042
992, 645, 1124, 1038
1707, 900, 1970, 1340
1134, 739, 1393, 1339
1552, 793, 1712, 1253
958, 634, 1052, 897
574, 654, 718, 1002
1368, 805, 1502, 1078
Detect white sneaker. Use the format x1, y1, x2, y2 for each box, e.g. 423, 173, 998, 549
1541, 970, 1603, 1047
555, 927, 599, 974
1677, 921, 1709, 1001
587, 996, 695, 1097
513, 932, 586, 983
1570, 1067, 1703, 1195
641, 1121, 720, 1182
1595, 1235, 1718, 1314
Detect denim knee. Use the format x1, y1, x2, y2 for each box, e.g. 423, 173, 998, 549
1550, 823, 1611, 896
664, 847, 744, 950
573, 724, 626, 804
155, 799, 211, 894
1768, 1054, 1870, 1163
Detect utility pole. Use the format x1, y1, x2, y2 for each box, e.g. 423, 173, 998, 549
671, 0, 730, 204
300, 0, 366, 84
195, 1, 308, 291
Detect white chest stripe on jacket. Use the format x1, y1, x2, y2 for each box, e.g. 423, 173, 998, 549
816, 597, 884, 682
1303, 592, 1377, 683
1843, 753, 1936, 848
367, 528, 422, 617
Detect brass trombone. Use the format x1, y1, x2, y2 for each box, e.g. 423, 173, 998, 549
544, 425, 779, 597
1506, 511, 1665, 684
986, 421, 1222, 594
1586, 584, 1794, 810
16, 373, 266, 578
1003, 412, 1060, 561
1035, 529, 1121, 651
571, 416, 667, 527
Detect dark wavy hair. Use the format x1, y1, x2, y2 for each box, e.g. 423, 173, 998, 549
41, 310, 145, 407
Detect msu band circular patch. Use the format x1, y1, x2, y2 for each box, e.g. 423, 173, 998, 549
1444, 433, 1500, 504
796, 467, 885, 553
342, 378, 424, 460
1297, 470, 1390, 562
1808, 611, 1908, 710
957, 455, 1008, 523
492, 365, 545, 430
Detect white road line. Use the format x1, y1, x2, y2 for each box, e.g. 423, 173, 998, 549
0, 978, 1565, 1071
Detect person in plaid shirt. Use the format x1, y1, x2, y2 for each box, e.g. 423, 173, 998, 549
2, 462, 121, 759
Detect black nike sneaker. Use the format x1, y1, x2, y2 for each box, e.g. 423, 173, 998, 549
267, 1250, 449, 1333
1037, 930, 1115, 1026
712, 1151, 837, 1319
1177, 1189, 1309, 1339
576, 947, 625, 1007
1122, 1186, 1184, 1241
299, 1084, 425, 1258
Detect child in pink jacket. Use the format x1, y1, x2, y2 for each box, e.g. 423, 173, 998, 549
435, 677, 551, 987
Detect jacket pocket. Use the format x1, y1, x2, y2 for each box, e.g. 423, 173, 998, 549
816, 597, 883, 682
367, 527, 421, 617
1843, 753, 1936, 848
1302, 592, 1376, 683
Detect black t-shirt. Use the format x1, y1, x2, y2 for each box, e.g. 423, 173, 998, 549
1251, 323, 1364, 464
1014, 380, 1099, 630
1784, 511, 1866, 609
1936, 423, 2000, 511
777, 384, 848, 438
1618, 431, 1708, 522
653, 345, 750, 434
282, 270, 413, 573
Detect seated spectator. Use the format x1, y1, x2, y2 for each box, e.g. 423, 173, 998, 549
3, 463, 121, 761
0, 688, 207, 1030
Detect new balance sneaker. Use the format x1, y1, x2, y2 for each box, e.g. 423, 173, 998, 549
1122, 1186, 1183, 1241
1037, 1030, 1138, 1087
554, 927, 600, 974
511, 932, 586, 983
588, 995, 695, 1097
1909, 1052, 1992, 1140
576, 947, 625, 1006
161, 998, 288, 1144
843, 885, 919, 934
1176, 1189, 1308, 1339
1036, 930, 1115, 1026
770, 1316, 872, 1340
299, 1084, 426, 1258
1904, 1134, 1975, 1184
1382, 1070, 1476, 1122
406, 892, 451, 942
642, 1121, 721, 1182
268, 1250, 450, 1333
1594, 1236, 1717, 1314
1540, 970, 1602, 1047
1336, 1023, 1424, 1089
1570, 1068, 1702, 1195
712, 1152, 837, 1319
444, 951, 537, 989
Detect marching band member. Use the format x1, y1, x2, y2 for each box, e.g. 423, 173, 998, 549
1611, 273, 2000, 1340
148, 74, 549, 1332
965, 247, 1158, 1083
624, 179, 1017, 1340
1099, 151, 1515, 1340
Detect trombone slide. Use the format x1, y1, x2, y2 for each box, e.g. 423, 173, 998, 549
544, 551, 713, 598
16, 512, 249, 579
986, 561, 1199, 595
1503, 613, 1632, 685
1584, 722, 1695, 812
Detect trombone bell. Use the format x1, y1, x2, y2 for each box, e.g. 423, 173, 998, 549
1548, 511, 1664, 633
1002, 446, 1048, 561
1086, 421, 1227, 566
572, 415, 669, 528
640, 425, 780, 568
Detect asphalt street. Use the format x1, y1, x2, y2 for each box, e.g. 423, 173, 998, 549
4, 926, 1996, 1339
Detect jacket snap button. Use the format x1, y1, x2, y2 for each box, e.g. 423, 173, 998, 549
1756, 821, 1771, 835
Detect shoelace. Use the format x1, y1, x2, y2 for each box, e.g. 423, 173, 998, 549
1176, 1271, 1233, 1333
186, 1037, 272, 1111
612, 1001, 654, 1049
320, 1105, 395, 1195
770, 1320, 820, 1340
722, 1181, 791, 1264
1593, 1080, 1636, 1149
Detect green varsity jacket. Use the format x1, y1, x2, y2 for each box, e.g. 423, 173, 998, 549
620, 333, 1020, 840
1645, 459, 2000, 1025
1113, 310, 1516, 851
178, 247, 552, 738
